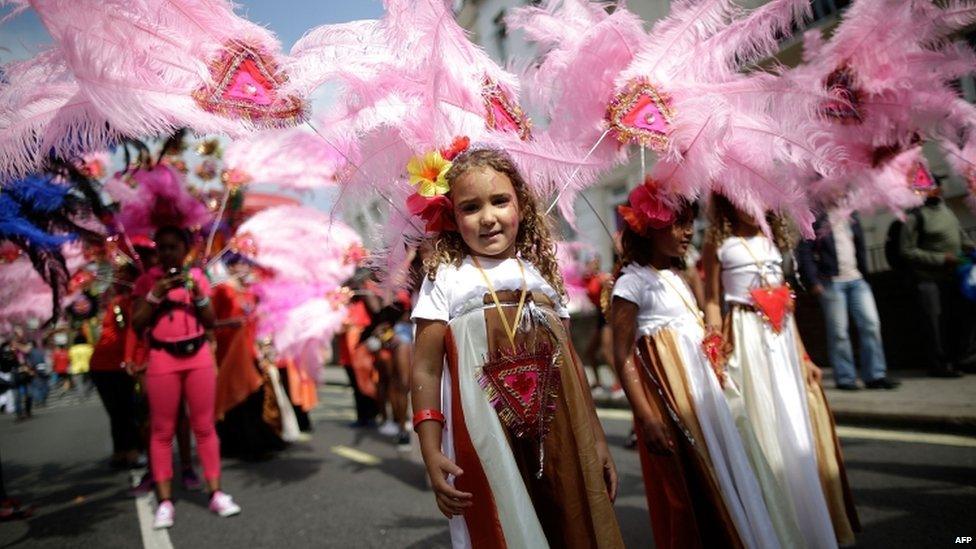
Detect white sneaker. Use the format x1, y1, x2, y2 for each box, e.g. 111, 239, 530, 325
378, 420, 399, 437
590, 386, 609, 401
153, 500, 174, 529
208, 491, 241, 517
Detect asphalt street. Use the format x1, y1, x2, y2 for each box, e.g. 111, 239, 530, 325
1, 382, 974, 548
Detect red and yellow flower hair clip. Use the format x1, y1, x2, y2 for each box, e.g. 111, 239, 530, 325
405, 137, 471, 233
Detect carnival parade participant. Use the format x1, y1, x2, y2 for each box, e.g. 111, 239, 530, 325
339, 274, 381, 428
582, 253, 621, 400
702, 194, 856, 548
89, 262, 143, 469
411, 147, 623, 548
610, 181, 784, 549
131, 226, 240, 529
212, 253, 285, 459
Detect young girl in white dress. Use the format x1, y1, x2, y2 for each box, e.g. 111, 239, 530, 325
410, 147, 623, 548
610, 183, 782, 549
702, 193, 854, 549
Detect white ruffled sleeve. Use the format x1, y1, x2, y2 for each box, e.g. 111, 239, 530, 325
411, 270, 451, 322
611, 271, 644, 308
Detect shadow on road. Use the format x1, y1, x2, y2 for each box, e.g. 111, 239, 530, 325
0, 461, 132, 548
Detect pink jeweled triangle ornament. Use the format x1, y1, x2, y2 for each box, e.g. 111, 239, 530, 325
909, 161, 935, 193
607, 78, 675, 151
193, 40, 308, 129
482, 77, 532, 141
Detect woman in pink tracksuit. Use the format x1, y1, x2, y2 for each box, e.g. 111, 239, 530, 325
132, 226, 241, 529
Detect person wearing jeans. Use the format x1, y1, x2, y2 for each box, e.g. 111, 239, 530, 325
798, 209, 899, 390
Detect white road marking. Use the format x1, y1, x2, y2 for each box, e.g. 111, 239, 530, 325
135, 493, 174, 549
834, 426, 976, 448
595, 407, 976, 448
332, 445, 382, 465
596, 408, 635, 422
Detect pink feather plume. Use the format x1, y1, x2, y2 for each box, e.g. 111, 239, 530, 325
223, 129, 349, 191
238, 205, 361, 374
2, 0, 315, 179
784, 0, 976, 213
105, 164, 210, 236
236, 205, 361, 285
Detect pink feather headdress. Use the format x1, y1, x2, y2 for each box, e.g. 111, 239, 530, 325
511, 0, 830, 236
234, 205, 361, 284
222, 129, 349, 191
305, 0, 631, 263
0, 47, 122, 179
236, 205, 361, 377
104, 164, 210, 236
785, 0, 976, 213
2, 0, 312, 178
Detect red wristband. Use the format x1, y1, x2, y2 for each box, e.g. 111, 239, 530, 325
412, 409, 446, 432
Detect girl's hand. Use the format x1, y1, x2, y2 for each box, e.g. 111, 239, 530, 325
638, 415, 674, 456
423, 450, 473, 518
594, 439, 618, 502
151, 276, 183, 299
805, 359, 823, 387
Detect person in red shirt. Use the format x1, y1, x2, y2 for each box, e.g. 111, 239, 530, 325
50, 343, 70, 392
212, 254, 284, 459
581, 255, 623, 400
90, 263, 142, 469
339, 270, 381, 427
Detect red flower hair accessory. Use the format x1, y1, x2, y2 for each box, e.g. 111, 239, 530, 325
407, 193, 457, 234
405, 137, 469, 233
617, 177, 677, 235
440, 136, 471, 161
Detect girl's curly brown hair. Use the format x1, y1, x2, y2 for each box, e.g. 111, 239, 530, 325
422, 148, 566, 300
704, 193, 794, 251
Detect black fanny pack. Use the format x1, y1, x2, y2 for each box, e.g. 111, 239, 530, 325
148, 334, 207, 358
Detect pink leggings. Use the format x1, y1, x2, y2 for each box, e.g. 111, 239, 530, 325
146, 365, 221, 483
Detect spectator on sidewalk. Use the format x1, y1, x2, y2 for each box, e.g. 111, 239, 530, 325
899, 177, 976, 377
25, 341, 50, 407
50, 339, 71, 393
0, 344, 17, 415
798, 208, 899, 390
68, 333, 94, 395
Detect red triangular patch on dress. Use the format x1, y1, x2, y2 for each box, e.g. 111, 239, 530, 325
749, 285, 794, 333
502, 370, 540, 409
478, 342, 559, 439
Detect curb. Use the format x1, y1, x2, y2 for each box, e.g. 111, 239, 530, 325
322, 370, 976, 437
